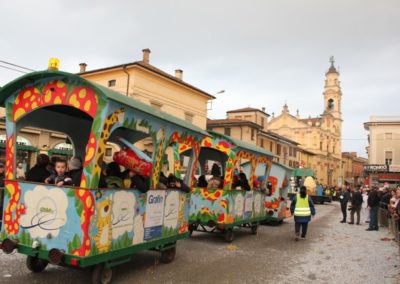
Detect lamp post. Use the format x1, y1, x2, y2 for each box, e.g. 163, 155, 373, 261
207, 90, 225, 111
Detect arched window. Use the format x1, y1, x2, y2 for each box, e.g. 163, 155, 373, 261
328, 99, 334, 110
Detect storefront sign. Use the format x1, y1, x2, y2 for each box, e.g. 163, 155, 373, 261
389, 164, 400, 173
363, 164, 388, 173
378, 173, 400, 181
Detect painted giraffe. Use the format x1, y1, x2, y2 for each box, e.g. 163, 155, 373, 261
151, 128, 165, 189
82, 108, 125, 188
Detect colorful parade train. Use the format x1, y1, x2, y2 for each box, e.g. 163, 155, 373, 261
0, 67, 285, 283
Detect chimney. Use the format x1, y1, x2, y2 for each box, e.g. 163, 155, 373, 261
79, 63, 87, 73
142, 48, 151, 63
175, 69, 183, 80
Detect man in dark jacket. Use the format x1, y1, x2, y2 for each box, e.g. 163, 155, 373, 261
349, 187, 363, 225
366, 188, 380, 231
339, 184, 351, 223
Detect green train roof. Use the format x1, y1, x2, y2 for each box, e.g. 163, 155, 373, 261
0, 70, 209, 136
207, 130, 276, 158
293, 168, 314, 177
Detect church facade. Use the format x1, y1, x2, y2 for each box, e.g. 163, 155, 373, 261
268, 59, 343, 186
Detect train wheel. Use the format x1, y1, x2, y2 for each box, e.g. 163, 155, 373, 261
92, 264, 113, 284
224, 229, 234, 242
26, 256, 48, 273
189, 224, 197, 237
160, 246, 176, 264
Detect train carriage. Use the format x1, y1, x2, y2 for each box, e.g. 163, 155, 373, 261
187, 131, 274, 242
0, 66, 208, 283
264, 161, 293, 223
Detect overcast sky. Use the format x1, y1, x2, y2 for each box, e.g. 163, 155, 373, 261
1, 0, 399, 158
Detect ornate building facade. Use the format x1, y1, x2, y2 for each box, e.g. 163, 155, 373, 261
268, 59, 343, 186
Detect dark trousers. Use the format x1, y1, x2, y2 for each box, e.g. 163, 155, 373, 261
350, 205, 361, 224
341, 202, 348, 221
295, 222, 308, 238
369, 206, 379, 230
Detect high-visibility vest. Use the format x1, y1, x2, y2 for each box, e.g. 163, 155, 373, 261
294, 193, 311, 217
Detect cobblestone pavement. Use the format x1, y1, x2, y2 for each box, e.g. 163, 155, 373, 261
1, 202, 399, 283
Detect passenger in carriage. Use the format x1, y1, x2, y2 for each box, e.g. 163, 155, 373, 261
197, 175, 208, 187
207, 176, 222, 189
67, 157, 83, 186
211, 163, 221, 177
105, 162, 123, 188
45, 159, 72, 187
122, 170, 150, 193
167, 174, 191, 193
26, 154, 51, 183
232, 173, 251, 191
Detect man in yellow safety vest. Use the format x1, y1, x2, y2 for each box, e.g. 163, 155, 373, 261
290, 185, 316, 240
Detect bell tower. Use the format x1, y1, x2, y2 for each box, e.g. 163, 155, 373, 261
323, 56, 342, 119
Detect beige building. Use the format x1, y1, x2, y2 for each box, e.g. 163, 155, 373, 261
267, 59, 343, 186
206, 107, 316, 168
342, 152, 367, 186
364, 116, 400, 186
0, 117, 68, 170
79, 49, 214, 129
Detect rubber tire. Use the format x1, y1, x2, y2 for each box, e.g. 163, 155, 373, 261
224, 229, 234, 243
251, 225, 258, 235
189, 224, 197, 237
92, 264, 113, 284
160, 246, 176, 264
26, 256, 48, 273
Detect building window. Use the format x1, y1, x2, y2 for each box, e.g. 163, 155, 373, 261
328, 98, 334, 110
224, 127, 231, 136
261, 117, 265, 127
385, 151, 393, 165
293, 148, 297, 157
251, 128, 255, 140
385, 133, 392, 140
320, 141, 323, 150
289, 147, 293, 157
333, 146, 335, 154
289, 160, 292, 167
184, 112, 194, 123
150, 101, 163, 110
105, 148, 112, 157
108, 79, 116, 87
270, 142, 273, 152
260, 139, 264, 148
277, 144, 281, 156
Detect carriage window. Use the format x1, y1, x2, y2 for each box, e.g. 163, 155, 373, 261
195, 147, 228, 189
101, 126, 154, 190
163, 144, 194, 186
14, 105, 93, 185
108, 80, 116, 87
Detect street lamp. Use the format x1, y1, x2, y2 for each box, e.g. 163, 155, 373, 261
207, 90, 225, 111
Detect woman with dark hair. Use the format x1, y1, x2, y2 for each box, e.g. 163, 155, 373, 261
232, 173, 251, 191
26, 154, 51, 183
290, 185, 316, 241
197, 175, 208, 187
